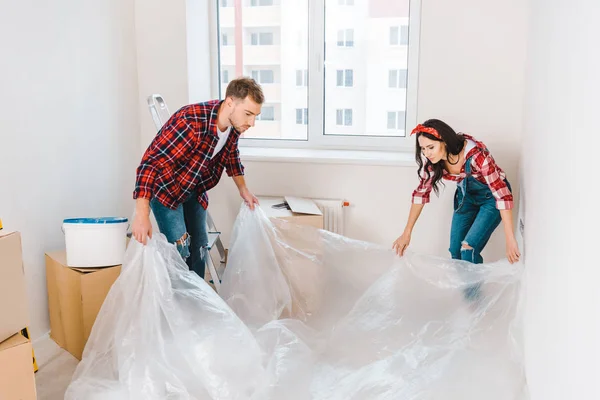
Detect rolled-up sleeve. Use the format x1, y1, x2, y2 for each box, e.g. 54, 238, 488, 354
225, 146, 245, 177
475, 153, 514, 210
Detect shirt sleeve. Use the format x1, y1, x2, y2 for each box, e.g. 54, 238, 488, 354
473, 151, 514, 210
411, 164, 434, 205
225, 142, 245, 177
133, 115, 200, 200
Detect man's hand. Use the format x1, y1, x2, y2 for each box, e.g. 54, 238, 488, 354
239, 187, 259, 210
132, 199, 153, 244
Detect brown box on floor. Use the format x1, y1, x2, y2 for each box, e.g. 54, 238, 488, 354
46, 250, 121, 360
0, 333, 37, 400
0, 231, 31, 343
257, 196, 324, 229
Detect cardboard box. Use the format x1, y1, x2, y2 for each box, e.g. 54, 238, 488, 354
257, 196, 324, 229
0, 333, 37, 400
0, 231, 30, 343
46, 250, 121, 360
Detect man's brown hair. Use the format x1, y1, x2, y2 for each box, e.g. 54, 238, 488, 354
225, 77, 265, 104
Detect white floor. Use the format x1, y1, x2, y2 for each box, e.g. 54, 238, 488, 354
34, 335, 79, 400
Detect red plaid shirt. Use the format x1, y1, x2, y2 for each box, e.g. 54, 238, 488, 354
412, 135, 513, 210
133, 100, 244, 210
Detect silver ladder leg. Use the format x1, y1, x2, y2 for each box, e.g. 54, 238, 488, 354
205, 248, 221, 292
206, 211, 227, 263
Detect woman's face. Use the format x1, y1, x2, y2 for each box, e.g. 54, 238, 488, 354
418, 135, 446, 164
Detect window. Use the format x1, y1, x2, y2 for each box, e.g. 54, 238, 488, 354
220, 0, 232, 7
336, 109, 353, 126
336, 69, 353, 87
296, 108, 308, 125
336, 29, 354, 47
387, 111, 406, 130
251, 32, 273, 46
215, 0, 419, 147
388, 69, 407, 88
390, 25, 409, 46
222, 70, 229, 84
251, 70, 274, 84
296, 69, 308, 86
251, 0, 275, 5
257, 106, 275, 121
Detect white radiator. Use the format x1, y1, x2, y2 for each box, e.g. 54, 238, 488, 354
312, 199, 349, 235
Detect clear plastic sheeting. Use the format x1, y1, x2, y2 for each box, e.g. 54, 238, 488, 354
66, 205, 528, 400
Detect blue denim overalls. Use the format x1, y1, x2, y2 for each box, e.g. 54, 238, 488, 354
449, 155, 512, 300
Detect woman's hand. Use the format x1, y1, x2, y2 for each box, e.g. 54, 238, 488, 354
393, 232, 411, 256
506, 234, 521, 264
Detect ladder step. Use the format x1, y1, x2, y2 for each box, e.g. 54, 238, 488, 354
207, 232, 220, 250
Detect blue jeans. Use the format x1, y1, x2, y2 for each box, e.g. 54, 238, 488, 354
150, 196, 208, 278
449, 174, 512, 301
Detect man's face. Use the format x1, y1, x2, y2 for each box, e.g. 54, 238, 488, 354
227, 96, 262, 133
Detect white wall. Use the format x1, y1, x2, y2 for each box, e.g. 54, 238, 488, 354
207, 0, 528, 259
522, 0, 600, 398
135, 0, 190, 152
0, 0, 141, 339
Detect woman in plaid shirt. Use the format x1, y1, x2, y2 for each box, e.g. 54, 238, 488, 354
131, 77, 263, 278
392, 119, 520, 299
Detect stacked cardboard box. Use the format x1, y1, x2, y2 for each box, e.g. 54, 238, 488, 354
0, 231, 37, 399
46, 251, 121, 360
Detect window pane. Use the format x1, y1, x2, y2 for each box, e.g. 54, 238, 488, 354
218, 0, 308, 140
344, 109, 352, 126
346, 29, 354, 46
336, 70, 343, 86
397, 110, 406, 129
388, 70, 397, 87
260, 70, 274, 83
259, 32, 274, 45
390, 26, 399, 45
337, 30, 344, 46
387, 111, 396, 129
345, 69, 353, 87
296, 108, 303, 124
400, 25, 409, 45
324, 0, 410, 136
261, 106, 275, 120
398, 69, 407, 88
222, 70, 229, 83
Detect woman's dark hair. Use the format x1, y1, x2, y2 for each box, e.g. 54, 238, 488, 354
414, 119, 465, 196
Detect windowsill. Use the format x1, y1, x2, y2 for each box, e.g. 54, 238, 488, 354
239, 146, 415, 166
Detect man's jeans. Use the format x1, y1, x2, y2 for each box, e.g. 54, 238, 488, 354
150, 196, 208, 278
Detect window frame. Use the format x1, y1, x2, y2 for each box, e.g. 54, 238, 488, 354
212, 0, 422, 152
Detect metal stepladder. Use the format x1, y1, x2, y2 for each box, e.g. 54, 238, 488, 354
147, 94, 227, 291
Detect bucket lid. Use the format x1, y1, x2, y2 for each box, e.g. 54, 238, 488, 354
63, 217, 128, 224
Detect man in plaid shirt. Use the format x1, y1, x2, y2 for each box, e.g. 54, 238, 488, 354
131, 77, 263, 277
